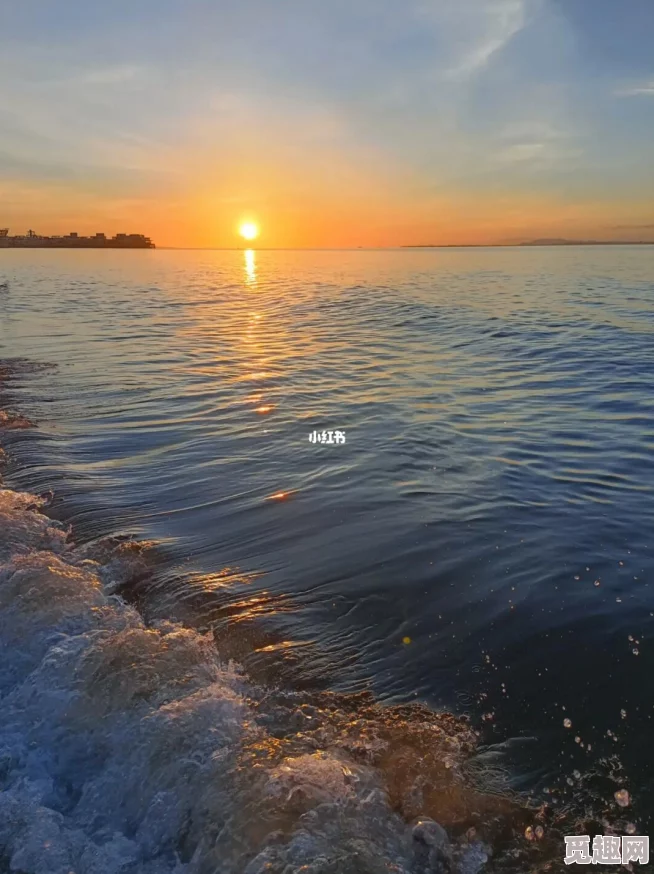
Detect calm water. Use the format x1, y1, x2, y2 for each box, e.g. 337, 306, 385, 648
1, 246, 653, 870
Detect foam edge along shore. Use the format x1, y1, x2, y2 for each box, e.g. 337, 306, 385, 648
0, 358, 567, 874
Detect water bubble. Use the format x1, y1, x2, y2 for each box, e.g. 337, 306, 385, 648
525, 826, 535, 841
621, 709, 627, 719
625, 823, 637, 835
535, 826, 544, 840
615, 789, 630, 808
575, 736, 581, 744
632, 648, 639, 656
594, 579, 601, 587
573, 770, 581, 780
616, 598, 622, 603
563, 718, 572, 728
566, 777, 574, 786
574, 575, 580, 581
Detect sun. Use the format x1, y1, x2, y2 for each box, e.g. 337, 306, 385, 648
239, 222, 259, 242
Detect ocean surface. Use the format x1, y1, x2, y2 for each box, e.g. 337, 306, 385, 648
0, 246, 653, 873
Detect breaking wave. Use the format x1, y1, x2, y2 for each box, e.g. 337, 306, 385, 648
0, 360, 589, 874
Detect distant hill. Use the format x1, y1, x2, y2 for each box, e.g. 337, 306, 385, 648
402, 239, 654, 248
519, 238, 654, 246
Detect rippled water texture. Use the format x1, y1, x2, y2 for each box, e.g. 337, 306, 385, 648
0, 246, 653, 871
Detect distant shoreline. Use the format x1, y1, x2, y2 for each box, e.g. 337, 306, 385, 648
161, 242, 654, 250
2, 242, 653, 252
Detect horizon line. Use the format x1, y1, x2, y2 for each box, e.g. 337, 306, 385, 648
4, 242, 654, 252
156, 242, 654, 250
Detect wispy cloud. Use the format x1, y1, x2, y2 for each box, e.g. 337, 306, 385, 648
444, 0, 526, 80
494, 142, 581, 166
614, 80, 654, 97
491, 119, 582, 168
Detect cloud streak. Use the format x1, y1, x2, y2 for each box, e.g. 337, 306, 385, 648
443, 0, 526, 80
614, 80, 654, 97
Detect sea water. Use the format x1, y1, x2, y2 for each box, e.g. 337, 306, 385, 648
0, 246, 653, 872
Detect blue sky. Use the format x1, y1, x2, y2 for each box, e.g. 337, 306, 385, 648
1, 0, 653, 246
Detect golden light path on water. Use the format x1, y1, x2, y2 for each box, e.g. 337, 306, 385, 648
244, 248, 257, 287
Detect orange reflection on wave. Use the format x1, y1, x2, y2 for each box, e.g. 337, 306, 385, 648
255, 639, 310, 653
222, 595, 280, 618
267, 490, 293, 501
255, 404, 276, 414
191, 567, 260, 591
244, 249, 257, 287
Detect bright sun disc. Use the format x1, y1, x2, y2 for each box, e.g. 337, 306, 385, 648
239, 222, 259, 241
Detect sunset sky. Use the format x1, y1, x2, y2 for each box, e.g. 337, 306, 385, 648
1, 0, 653, 248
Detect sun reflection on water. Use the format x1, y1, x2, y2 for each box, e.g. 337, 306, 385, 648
244, 249, 257, 287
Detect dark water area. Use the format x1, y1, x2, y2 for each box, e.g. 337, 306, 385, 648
0, 246, 653, 872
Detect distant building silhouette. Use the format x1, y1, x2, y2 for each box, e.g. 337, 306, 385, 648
0, 228, 155, 248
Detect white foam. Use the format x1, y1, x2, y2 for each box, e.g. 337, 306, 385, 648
0, 489, 69, 562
